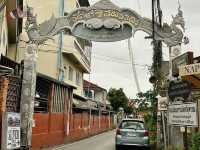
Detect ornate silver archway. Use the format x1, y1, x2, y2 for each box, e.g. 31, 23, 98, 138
21, 0, 187, 148
26, 0, 186, 46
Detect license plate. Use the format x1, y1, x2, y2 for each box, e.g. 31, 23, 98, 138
127, 133, 136, 137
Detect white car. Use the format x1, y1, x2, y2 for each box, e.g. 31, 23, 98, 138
115, 119, 150, 150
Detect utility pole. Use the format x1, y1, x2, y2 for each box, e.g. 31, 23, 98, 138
20, 44, 38, 149
152, 0, 165, 149
20, 7, 38, 149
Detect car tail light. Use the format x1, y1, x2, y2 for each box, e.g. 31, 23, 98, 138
116, 128, 121, 135
144, 131, 149, 137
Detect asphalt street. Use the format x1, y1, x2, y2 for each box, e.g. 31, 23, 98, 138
53, 130, 149, 150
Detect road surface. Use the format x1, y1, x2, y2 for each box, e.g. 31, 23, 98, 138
53, 130, 149, 150
54, 131, 115, 150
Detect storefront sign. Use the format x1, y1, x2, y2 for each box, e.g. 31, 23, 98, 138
3, 113, 21, 149
158, 97, 168, 111
168, 80, 191, 102
168, 103, 198, 126
179, 63, 200, 76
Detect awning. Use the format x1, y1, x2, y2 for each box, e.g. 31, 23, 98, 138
73, 98, 89, 110
73, 93, 86, 101
179, 63, 200, 89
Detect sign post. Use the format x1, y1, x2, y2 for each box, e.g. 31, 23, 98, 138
158, 97, 168, 149
183, 126, 188, 150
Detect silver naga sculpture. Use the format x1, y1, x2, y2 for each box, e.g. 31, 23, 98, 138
25, 0, 188, 46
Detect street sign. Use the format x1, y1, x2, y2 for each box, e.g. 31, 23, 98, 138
168, 103, 198, 127
168, 80, 192, 102
158, 97, 168, 111
1, 112, 21, 149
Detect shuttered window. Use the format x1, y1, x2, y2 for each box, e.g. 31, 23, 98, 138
51, 84, 69, 113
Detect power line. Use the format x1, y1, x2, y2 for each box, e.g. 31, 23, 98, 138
93, 55, 149, 68
93, 52, 130, 62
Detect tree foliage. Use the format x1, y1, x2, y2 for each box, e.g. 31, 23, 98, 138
136, 90, 158, 127
124, 105, 134, 114
107, 88, 128, 112
136, 90, 157, 112
190, 132, 200, 150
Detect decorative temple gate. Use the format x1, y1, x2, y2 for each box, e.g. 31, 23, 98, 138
19, 0, 188, 148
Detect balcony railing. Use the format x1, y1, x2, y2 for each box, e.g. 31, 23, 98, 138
74, 38, 92, 67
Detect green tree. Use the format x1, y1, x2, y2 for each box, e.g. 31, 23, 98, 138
136, 90, 158, 144
107, 88, 128, 112
124, 105, 134, 114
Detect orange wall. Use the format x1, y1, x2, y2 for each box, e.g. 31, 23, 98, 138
32, 112, 113, 149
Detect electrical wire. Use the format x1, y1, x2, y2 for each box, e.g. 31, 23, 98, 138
93, 55, 149, 68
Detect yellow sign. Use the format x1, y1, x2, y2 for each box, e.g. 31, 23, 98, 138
179, 63, 200, 76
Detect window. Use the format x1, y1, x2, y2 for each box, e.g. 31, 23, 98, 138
120, 121, 144, 130
68, 66, 73, 81
76, 71, 81, 86
84, 90, 94, 100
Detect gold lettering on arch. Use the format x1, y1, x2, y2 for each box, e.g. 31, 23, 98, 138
70, 9, 139, 27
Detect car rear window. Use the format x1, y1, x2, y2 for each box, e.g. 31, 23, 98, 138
119, 120, 145, 130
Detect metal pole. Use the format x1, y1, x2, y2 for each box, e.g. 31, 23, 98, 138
183, 126, 188, 150
152, 0, 155, 41
169, 46, 173, 79
162, 111, 167, 150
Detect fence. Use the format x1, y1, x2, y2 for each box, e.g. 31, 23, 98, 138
0, 76, 21, 149
32, 110, 114, 149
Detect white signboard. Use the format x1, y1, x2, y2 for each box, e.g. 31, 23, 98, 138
158, 97, 168, 111
168, 103, 198, 126
6, 113, 20, 149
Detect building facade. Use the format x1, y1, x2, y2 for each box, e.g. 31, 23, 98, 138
5, 0, 92, 99
0, 1, 114, 149
83, 80, 108, 109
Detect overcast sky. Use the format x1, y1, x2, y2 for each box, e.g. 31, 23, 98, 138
85, 0, 200, 98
